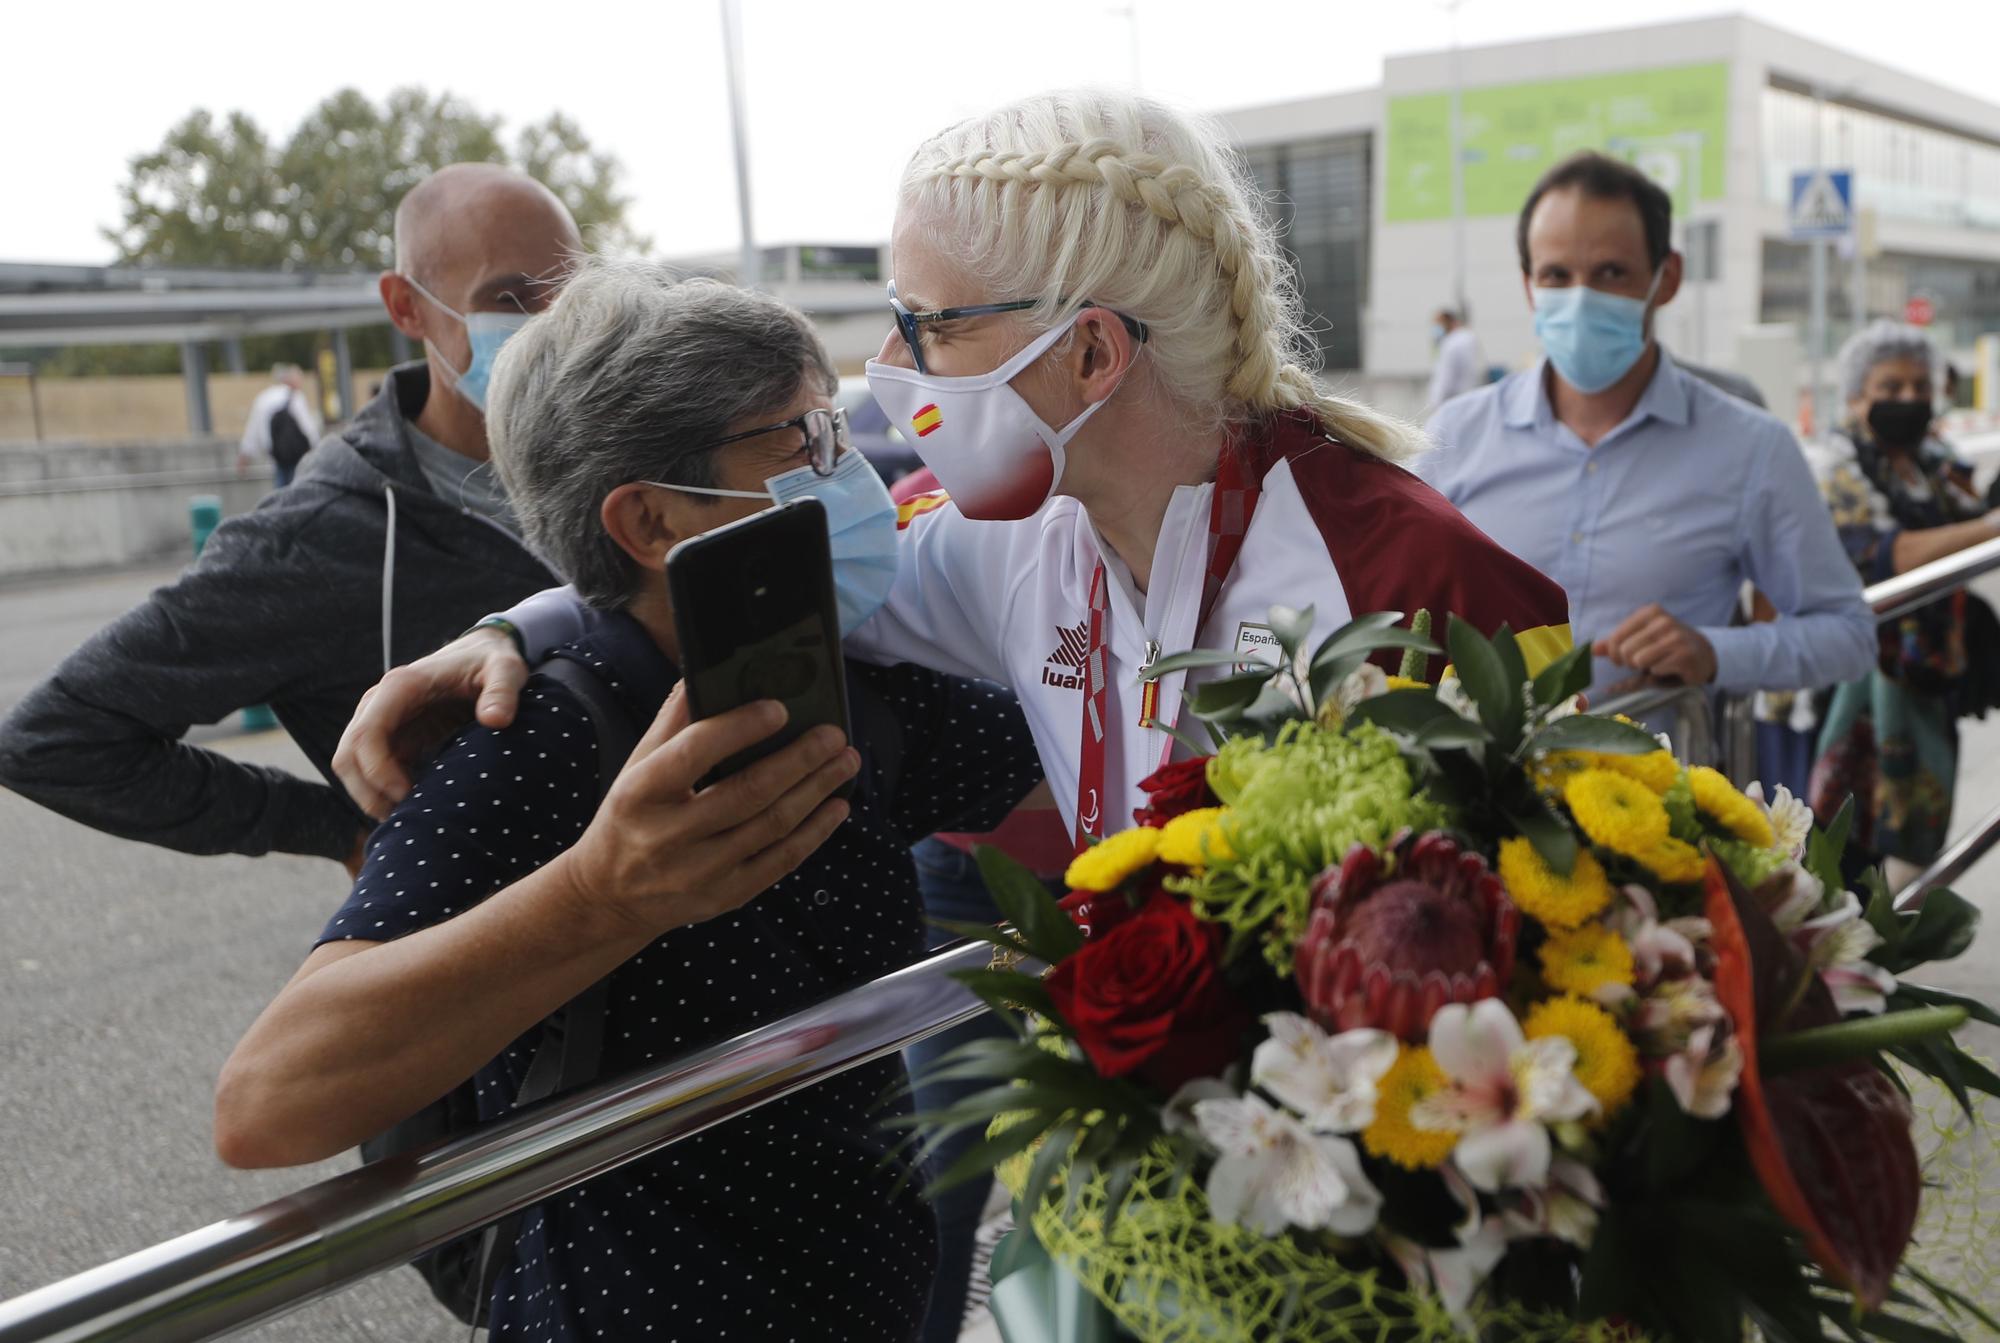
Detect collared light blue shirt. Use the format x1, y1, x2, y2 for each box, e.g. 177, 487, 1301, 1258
1418, 351, 1875, 695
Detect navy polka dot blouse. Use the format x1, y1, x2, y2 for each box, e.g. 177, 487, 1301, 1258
319, 610, 1044, 1341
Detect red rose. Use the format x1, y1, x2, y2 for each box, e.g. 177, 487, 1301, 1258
1057, 886, 1144, 941
1044, 893, 1247, 1093
1132, 757, 1218, 828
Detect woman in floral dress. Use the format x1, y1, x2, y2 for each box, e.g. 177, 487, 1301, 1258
1809, 320, 2000, 877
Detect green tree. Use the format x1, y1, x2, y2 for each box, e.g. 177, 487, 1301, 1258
104, 86, 642, 269
67, 88, 645, 377
106, 109, 293, 268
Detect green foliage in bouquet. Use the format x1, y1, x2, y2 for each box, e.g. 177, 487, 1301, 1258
1190, 721, 1448, 969
1344, 620, 1659, 876
905, 608, 2000, 1343
895, 846, 1193, 1222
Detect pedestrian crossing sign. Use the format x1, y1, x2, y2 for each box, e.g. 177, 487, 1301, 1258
1789, 170, 1854, 240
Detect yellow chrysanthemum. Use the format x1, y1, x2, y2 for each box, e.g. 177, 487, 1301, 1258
1155, 807, 1235, 868
1592, 750, 1681, 795
1498, 836, 1613, 929
1384, 675, 1429, 691
1638, 836, 1705, 885
1687, 766, 1776, 847
1362, 1046, 1459, 1170
1564, 768, 1671, 859
1524, 996, 1642, 1117
1539, 923, 1636, 997
1063, 826, 1162, 893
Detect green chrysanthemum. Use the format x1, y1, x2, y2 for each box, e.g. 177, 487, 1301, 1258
1178, 721, 1451, 972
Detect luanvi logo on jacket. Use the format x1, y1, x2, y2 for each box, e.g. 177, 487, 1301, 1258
1042, 621, 1089, 691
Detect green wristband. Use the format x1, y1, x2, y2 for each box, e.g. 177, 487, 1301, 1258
468, 615, 527, 657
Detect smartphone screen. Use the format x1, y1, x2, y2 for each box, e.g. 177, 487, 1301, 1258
666, 498, 850, 789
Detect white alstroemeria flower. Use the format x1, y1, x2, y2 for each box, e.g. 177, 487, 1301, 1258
1387, 1168, 1510, 1339
1160, 1075, 1239, 1140
1542, 692, 1583, 722
1745, 781, 1814, 859
1192, 1092, 1383, 1236
1411, 1000, 1598, 1192
1436, 674, 1480, 722
1631, 974, 1730, 1056
1664, 1023, 1744, 1119
1792, 892, 1897, 1015
1427, 1218, 1510, 1333
1765, 861, 1827, 932
1604, 885, 1707, 996
1501, 1155, 1605, 1249
1251, 1013, 1398, 1134
1334, 663, 1391, 716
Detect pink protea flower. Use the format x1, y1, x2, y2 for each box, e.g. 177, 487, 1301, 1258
1295, 833, 1520, 1042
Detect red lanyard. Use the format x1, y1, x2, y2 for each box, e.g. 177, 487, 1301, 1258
1074, 455, 1260, 848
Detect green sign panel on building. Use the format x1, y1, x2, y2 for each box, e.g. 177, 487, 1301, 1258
1385, 62, 1731, 221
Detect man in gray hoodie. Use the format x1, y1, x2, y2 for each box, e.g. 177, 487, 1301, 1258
0, 164, 578, 871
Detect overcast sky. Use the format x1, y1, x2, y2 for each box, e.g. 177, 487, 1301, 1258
6, 0, 1992, 266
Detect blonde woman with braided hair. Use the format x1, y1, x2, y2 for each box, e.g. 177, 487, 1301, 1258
335, 88, 1565, 851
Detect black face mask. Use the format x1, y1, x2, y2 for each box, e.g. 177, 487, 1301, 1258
1867, 398, 1934, 448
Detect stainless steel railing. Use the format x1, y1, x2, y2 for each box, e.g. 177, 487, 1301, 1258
7, 532, 2000, 1343
0, 940, 1002, 1343
1868, 533, 2000, 622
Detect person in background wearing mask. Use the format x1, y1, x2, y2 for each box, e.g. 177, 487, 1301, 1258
1418, 151, 1874, 711
1424, 305, 1482, 413
237, 362, 321, 487
1808, 321, 2000, 882
0, 163, 574, 873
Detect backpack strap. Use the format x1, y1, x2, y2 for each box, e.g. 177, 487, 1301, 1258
512, 654, 643, 1106
845, 672, 905, 816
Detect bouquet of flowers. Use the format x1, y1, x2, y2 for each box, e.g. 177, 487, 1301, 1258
912, 609, 1999, 1342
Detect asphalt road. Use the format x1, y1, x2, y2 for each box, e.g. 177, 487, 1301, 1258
0, 563, 456, 1340
0, 562, 1995, 1339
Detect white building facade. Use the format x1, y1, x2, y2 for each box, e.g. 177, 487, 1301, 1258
1217, 15, 2000, 410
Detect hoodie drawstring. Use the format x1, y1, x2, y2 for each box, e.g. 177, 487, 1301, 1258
381, 483, 398, 676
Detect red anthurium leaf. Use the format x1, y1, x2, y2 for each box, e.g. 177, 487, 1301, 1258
1705, 858, 1920, 1311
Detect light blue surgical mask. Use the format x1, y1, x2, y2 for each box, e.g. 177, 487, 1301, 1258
1532, 267, 1665, 394
403, 276, 533, 413
645, 448, 900, 636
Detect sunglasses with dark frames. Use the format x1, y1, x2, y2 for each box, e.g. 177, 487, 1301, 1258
886, 281, 1149, 374
691, 406, 851, 477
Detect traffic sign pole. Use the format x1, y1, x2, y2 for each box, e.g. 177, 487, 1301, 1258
1810, 237, 1828, 435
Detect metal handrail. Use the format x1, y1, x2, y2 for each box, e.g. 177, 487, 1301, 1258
10, 528, 2000, 1343
1867, 533, 2000, 622
1895, 797, 2000, 911
0, 939, 1003, 1343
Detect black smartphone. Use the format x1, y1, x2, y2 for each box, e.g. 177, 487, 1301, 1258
666, 497, 851, 791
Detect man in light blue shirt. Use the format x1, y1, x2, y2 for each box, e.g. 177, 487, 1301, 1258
1419, 151, 1874, 700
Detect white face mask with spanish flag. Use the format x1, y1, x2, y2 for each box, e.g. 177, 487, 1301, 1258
864, 313, 1119, 521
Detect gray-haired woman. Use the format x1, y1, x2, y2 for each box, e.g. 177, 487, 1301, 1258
215, 256, 1044, 1340
1809, 319, 2000, 875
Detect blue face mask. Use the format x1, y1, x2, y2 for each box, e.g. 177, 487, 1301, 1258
1429, 322, 1446, 344
1531, 268, 1664, 394
404, 276, 532, 412
645, 448, 900, 636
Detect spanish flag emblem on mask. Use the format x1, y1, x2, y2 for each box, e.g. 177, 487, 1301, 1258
911, 403, 943, 438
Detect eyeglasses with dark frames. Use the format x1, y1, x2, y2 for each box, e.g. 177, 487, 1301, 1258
692, 405, 850, 477
887, 281, 1149, 374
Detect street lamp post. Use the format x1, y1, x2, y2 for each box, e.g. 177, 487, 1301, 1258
1808, 85, 1829, 437
720, 0, 760, 290
1444, 0, 1468, 321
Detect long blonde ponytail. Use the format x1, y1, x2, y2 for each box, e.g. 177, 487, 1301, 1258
901, 91, 1425, 462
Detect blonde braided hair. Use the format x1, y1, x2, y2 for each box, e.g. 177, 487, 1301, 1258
900, 92, 1423, 462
